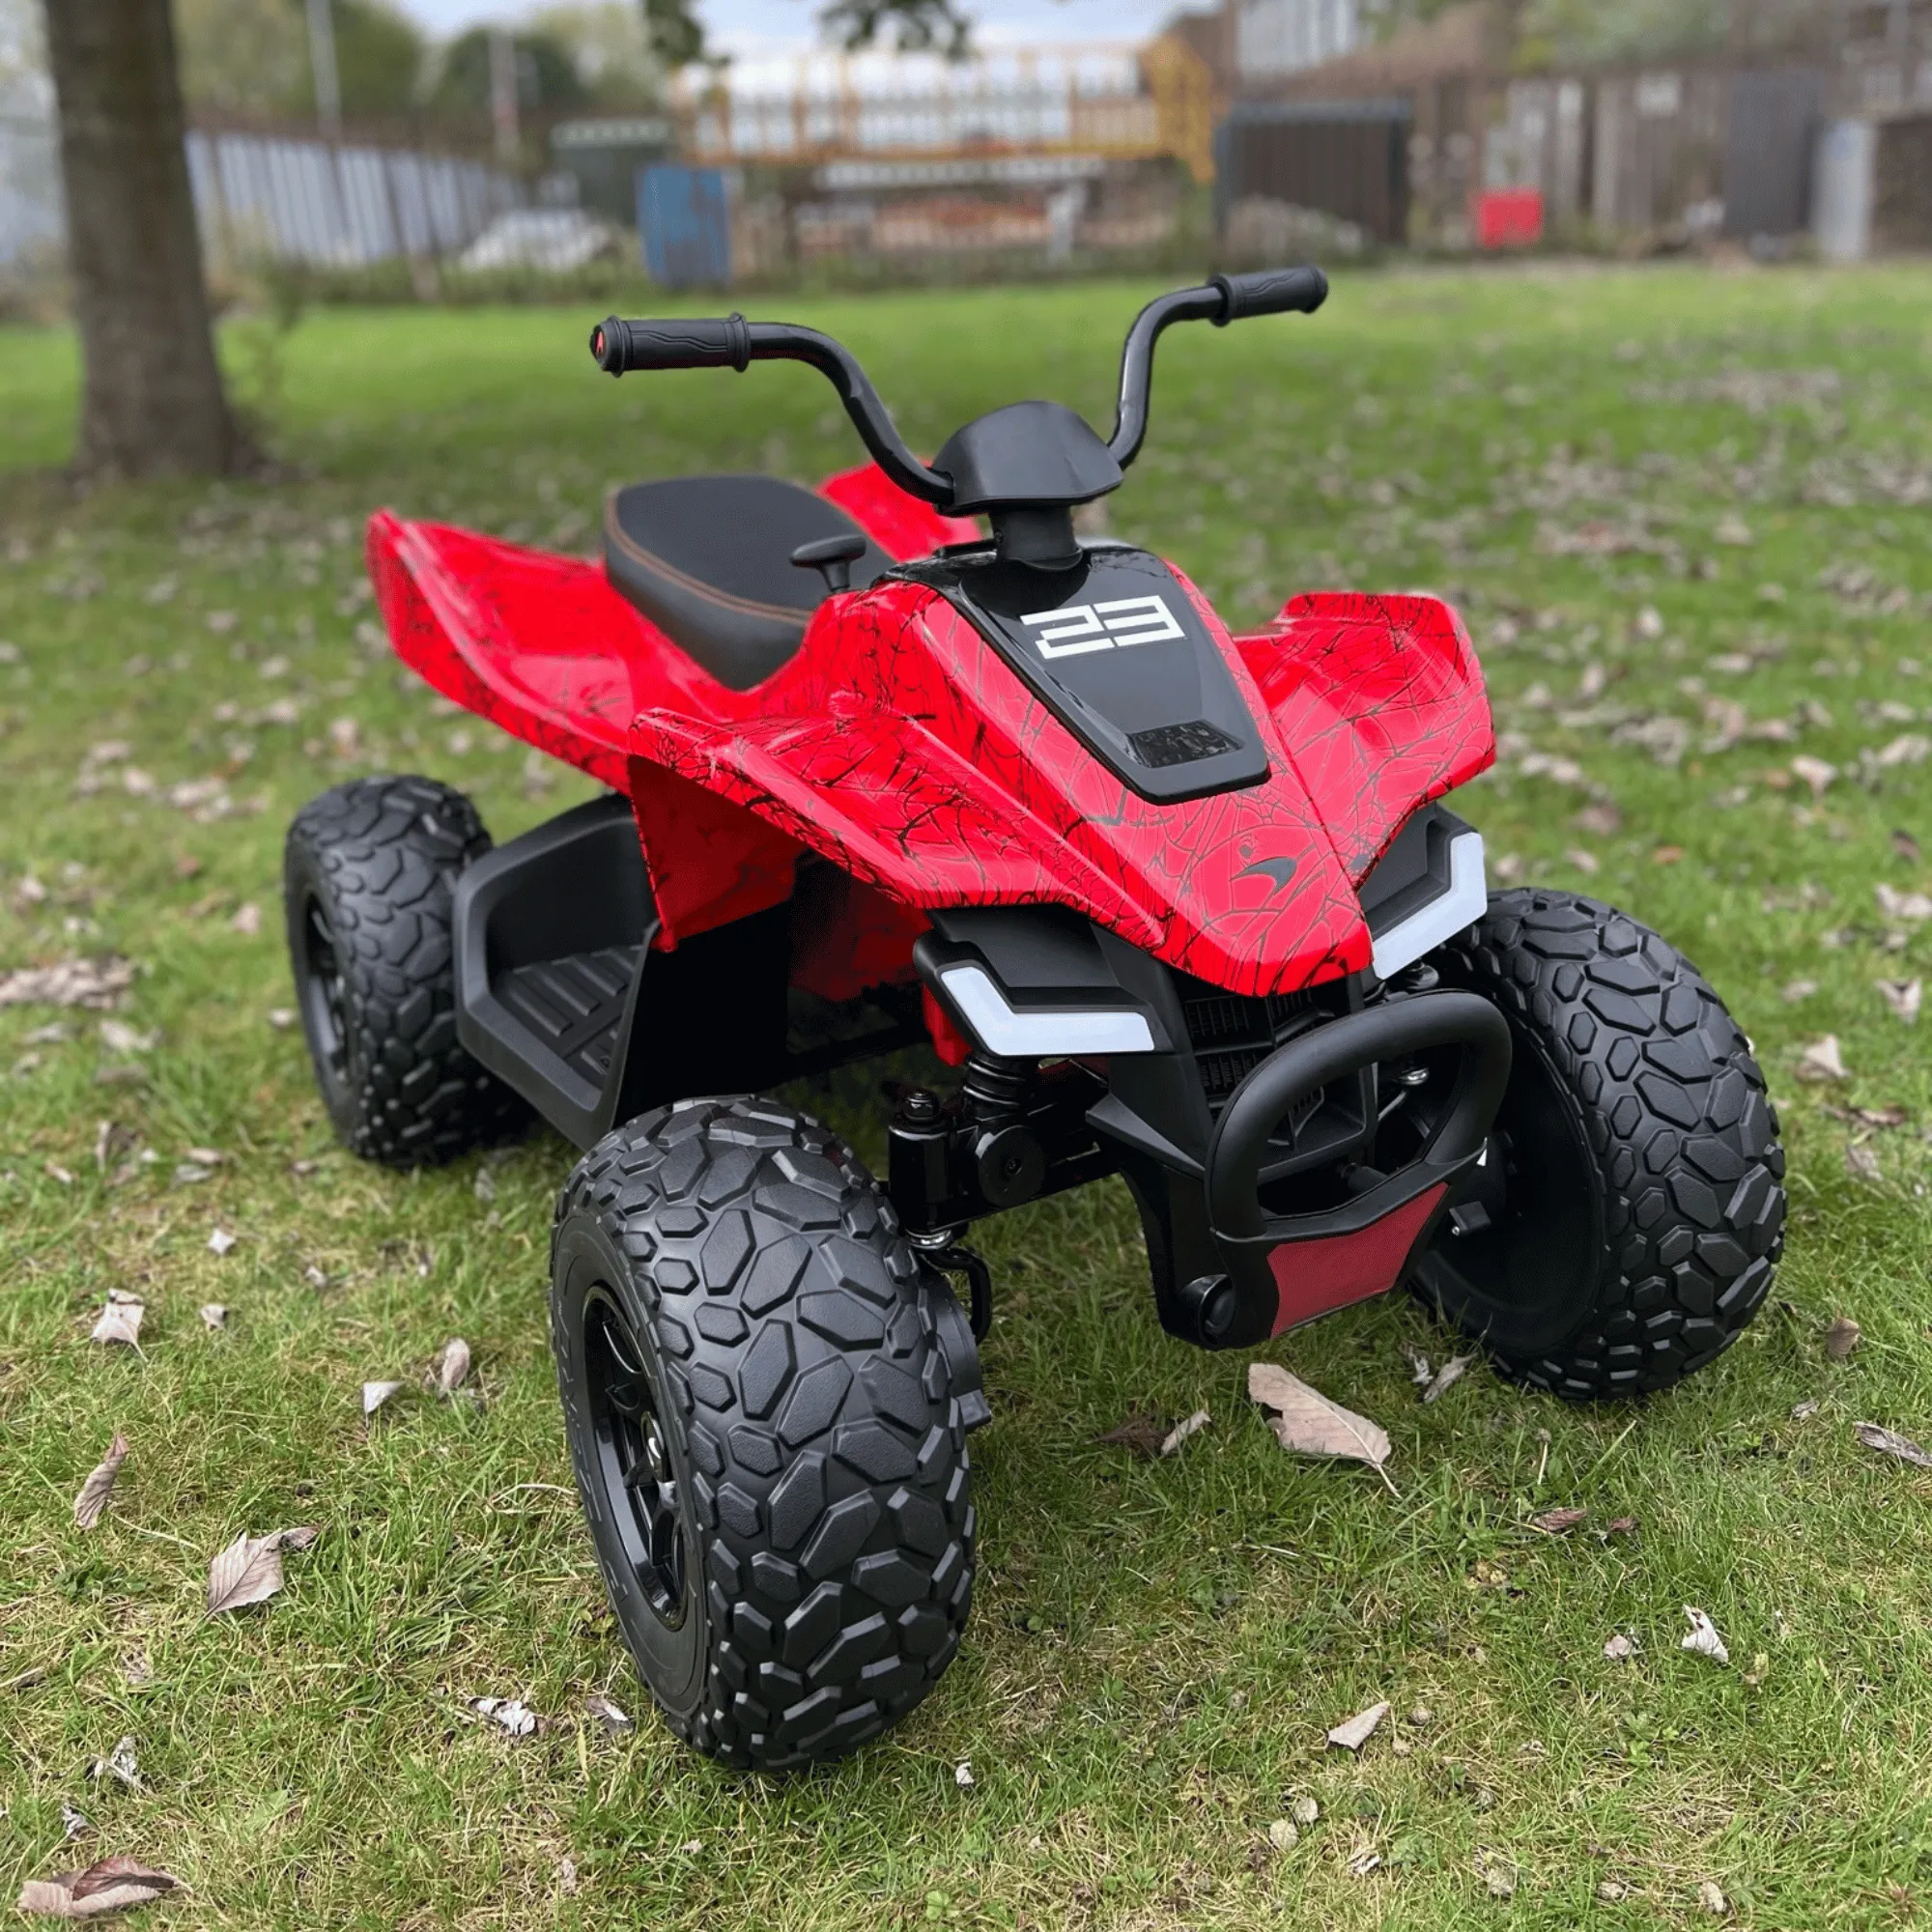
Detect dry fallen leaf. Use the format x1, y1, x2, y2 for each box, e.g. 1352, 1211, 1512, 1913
1530, 1506, 1587, 1536
1421, 1354, 1472, 1405
206, 1530, 286, 1616
1876, 883, 1932, 923
1790, 1399, 1820, 1421
1845, 1143, 1882, 1183
1855, 1421, 1932, 1468
1824, 1316, 1861, 1361
1791, 754, 1836, 799
469, 1694, 539, 1737
1781, 979, 1817, 1004
953, 1759, 974, 1788
431, 1337, 471, 1397
362, 1379, 405, 1417
583, 1692, 633, 1733
199, 1303, 227, 1330
207, 1227, 236, 1256
1564, 845, 1601, 875
15, 1857, 179, 1919
1795, 1035, 1849, 1082
0, 957, 135, 1011
1604, 1632, 1635, 1661
1159, 1407, 1210, 1457
86, 1736, 141, 1791
278, 1524, 323, 1551
1248, 1363, 1392, 1484
89, 1293, 144, 1350
1892, 829, 1922, 863
1681, 1605, 1730, 1664
229, 901, 262, 936
1326, 1699, 1389, 1751
1095, 1412, 1167, 1458
1876, 978, 1922, 1023
72, 1434, 128, 1531
1266, 1818, 1299, 1853
1698, 1878, 1728, 1915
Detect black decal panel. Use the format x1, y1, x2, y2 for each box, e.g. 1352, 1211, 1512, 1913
902, 546, 1271, 805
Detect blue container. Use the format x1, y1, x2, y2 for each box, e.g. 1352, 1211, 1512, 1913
637, 164, 732, 289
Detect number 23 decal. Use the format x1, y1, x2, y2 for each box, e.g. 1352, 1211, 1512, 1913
1020, 595, 1186, 659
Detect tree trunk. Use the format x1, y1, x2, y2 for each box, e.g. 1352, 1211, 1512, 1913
43, 0, 246, 478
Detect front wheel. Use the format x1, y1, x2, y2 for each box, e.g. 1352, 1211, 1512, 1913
550, 1096, 984, 1771
1410, 889, 1785, 1398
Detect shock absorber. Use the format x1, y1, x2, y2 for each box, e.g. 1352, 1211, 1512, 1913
961, 1048, 1047, 1209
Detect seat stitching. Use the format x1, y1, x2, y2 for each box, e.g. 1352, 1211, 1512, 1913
603, 496, 815, 627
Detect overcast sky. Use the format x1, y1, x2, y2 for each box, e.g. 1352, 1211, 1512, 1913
393, 0, 1180, 56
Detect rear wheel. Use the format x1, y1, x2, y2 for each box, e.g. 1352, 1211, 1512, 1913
1411, 889, 1785, 1398
551, 1096, 985, 1771
283, 776, 526, 1167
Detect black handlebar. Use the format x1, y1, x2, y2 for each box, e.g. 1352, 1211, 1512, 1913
1105, 266, 1328, 469
591, 312, 950, 504
589, 265, 1328, 509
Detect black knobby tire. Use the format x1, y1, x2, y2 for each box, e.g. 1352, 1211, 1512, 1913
1411, 889, 1785, 1398
283, 775, 526, 1167
551, 1096, 982, 1772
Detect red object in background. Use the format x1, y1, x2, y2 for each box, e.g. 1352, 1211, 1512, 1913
1476, 189, 1545, 249
368, 462, 1493, 1009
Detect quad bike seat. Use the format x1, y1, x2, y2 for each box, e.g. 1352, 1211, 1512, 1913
602, 474, 893, 690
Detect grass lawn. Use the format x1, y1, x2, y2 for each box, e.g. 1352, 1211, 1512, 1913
3, 261, 1932, 1930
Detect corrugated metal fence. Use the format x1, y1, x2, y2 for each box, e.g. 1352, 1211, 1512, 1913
187, 128, 525, 270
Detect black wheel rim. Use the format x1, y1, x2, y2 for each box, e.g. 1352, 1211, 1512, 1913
582, 1289, 689, 1630
298, 892, 350, 1092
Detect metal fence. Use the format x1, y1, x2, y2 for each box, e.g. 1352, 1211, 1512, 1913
187, 128, 526, 271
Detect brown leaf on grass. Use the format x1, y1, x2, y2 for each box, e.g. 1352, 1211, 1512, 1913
1094, 1412, 1167, 1459
1159, 1407, 1211, 1457
89, 1293, 144, 1350
1791, 754, 1836, 800
430, 1337, 471, 1397
469, 1694, 539, 1737
1824, 1316, 1861, 1361
72, 1434, 128, 1531
1855, 1421, 1932, 1468
0, 957, 135, 1011
1326, 1699, 1389, 1751
1530, 1506, 1588, 1536
1845, 1143, 1882, 1183
1604, 1632, 1635, 1661
1876, 978, 1922, 1023
1652, 844, 1685, 867
228, 901, 262, 936
361, 1379, 404, 1417
1795, 1035, 1848, 1082
1893, 830, 1922, 863
206, 1528, 316, 1615
583, 1692, 633, 1732
1247, 1363, 1392, 1480
1790, 1399, 1820, 1421
1421, 1355, 1472, 1404
1876, 883, 1932, 922
15, 1857, 179, 1919
199, 1303, 227, 1330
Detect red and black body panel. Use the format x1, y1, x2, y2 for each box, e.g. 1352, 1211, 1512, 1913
366, 459, 1501, 1348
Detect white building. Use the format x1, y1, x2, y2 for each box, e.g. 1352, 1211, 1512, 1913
1233, 0, 1361, 85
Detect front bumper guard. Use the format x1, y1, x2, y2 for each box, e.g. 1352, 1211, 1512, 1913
1189, 991, 1513, 1347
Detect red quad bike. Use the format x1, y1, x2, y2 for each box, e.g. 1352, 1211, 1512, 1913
284, 270, 1786, 1770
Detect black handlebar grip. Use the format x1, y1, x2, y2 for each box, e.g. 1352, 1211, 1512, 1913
1208, 267, 1330, 326
589, 313, 753, 375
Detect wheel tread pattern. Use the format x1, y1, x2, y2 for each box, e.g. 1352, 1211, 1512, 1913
554, 1097, 976, 1771
1431, 888, 1786, 1398
284, 776, 526, 1167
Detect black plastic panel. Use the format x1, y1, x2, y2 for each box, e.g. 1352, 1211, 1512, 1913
900, 544, 1269, 804
1358, 802, 1473, 937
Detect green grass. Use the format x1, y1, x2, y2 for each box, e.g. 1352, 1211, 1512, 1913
3, 262, 1932, 1929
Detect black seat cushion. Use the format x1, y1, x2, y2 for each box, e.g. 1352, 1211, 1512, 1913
602, 474, 893, 690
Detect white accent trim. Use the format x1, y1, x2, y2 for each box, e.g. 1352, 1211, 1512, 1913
936, 964, 1157, 1058
1370, 830, 1489, 980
